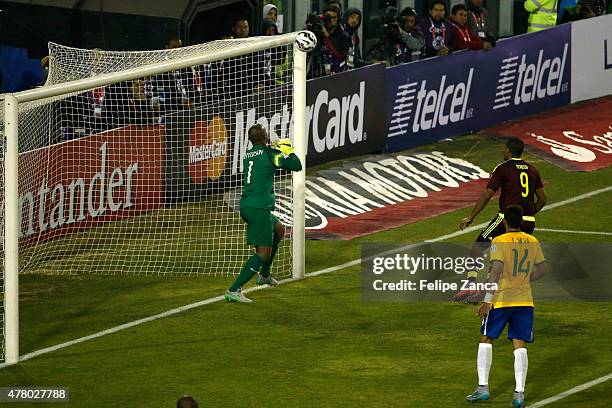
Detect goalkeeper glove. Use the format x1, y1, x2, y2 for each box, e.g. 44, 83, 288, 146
272, 138, 295, 156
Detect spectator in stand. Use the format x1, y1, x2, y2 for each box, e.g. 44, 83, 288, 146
89, 79, 132, 130
128, 79, 152, 123
588, 0, 611, 14
308, 4, 351, 78
176, 395, 199, 408
466, 0, 497, 46
399, 7, 426, 63
419, 1, 453, 59
263, 3, 282, 34
232, 17, 250, 38
39, 56, 50, 86
154, 37, 198, 113
58, 84, 123, 138
73, 48, 117, 136
559, 0, 597, 22
342, 7, 364, 69
216, 18, 263, 98
557, 0, 577, 21
513, 0, 530, 33
327, 1, 344, 17
450, 4, 493, 51
261, 18, 286, 87
165, 38, 182, 49
263, 4, 278, 23
262, 17, 278, 36
559, 0, 610, 22
169, 37, 193, 109
55, 48, 121, 137
524, 0, 558, 32
124, 75, 193, 126
131, 37, 208, 121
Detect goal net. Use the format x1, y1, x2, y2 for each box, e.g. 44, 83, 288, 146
1, 32, 307, 362
3, 35, 303, 280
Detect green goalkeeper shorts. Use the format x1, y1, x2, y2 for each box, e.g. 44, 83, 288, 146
240, 207, 279, 247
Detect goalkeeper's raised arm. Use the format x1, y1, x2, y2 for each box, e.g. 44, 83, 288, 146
271, 138, 302, 172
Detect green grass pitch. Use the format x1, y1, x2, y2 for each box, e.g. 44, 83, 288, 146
1, 134, 611, 407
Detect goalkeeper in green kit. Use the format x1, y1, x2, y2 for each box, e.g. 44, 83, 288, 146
224, 124, 302, 303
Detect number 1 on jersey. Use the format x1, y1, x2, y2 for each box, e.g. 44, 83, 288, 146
247, 161, 254, 184
520, 172, 529, 197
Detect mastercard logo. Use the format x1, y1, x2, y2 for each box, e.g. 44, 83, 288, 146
188, 116, 228, 184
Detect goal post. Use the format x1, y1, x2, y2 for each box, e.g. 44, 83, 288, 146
291, 46, 307, 281
4, 94, 20, 366
2, 32, 308, 365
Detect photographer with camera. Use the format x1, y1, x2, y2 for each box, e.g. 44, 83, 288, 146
418, 1, 454, 59
367, 6, 425, 66
305, 5, 351, 78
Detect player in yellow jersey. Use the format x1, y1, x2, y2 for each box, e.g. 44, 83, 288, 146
465, 205, 548, 408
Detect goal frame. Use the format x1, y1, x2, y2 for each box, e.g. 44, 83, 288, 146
2, 32, 307, 365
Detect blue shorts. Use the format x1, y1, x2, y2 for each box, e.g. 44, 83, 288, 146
480, 306, 534, 343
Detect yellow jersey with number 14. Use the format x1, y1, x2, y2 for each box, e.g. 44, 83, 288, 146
489, 231, 545, 308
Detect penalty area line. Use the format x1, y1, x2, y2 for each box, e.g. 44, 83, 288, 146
0, 185, 611, 370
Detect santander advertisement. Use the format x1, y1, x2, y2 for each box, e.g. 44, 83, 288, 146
10, 126, 164, 246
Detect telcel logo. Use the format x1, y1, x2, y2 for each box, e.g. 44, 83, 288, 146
513, 43, 568, 105
412, 68, 473, 133
495, 43, 568, 110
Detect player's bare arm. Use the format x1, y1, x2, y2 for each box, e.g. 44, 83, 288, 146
461, 188, 495, 230
534, 187, 547, 214
529, 261, 548, 282
478, 260, 503, 318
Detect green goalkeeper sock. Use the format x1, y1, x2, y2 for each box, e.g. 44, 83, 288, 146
260, 237, 281, 278
229, 254, 264, 292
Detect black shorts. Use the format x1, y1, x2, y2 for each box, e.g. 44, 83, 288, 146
476, 213, 536, 242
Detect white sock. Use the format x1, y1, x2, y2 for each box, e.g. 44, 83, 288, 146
477, 343, 493, 386
514, 348, 528, 392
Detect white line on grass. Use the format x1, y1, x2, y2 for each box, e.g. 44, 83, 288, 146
0, 290, 274, 368
536, 228, 612, 236
527, 372, 612, 407
1, 185, 611, 372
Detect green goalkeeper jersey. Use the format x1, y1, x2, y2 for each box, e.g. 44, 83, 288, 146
240, 144, 302, 210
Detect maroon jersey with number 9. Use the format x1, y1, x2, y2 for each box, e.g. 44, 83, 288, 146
487, 158, 543, 217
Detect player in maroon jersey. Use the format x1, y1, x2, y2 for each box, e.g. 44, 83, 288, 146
454, 137, 547, 302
